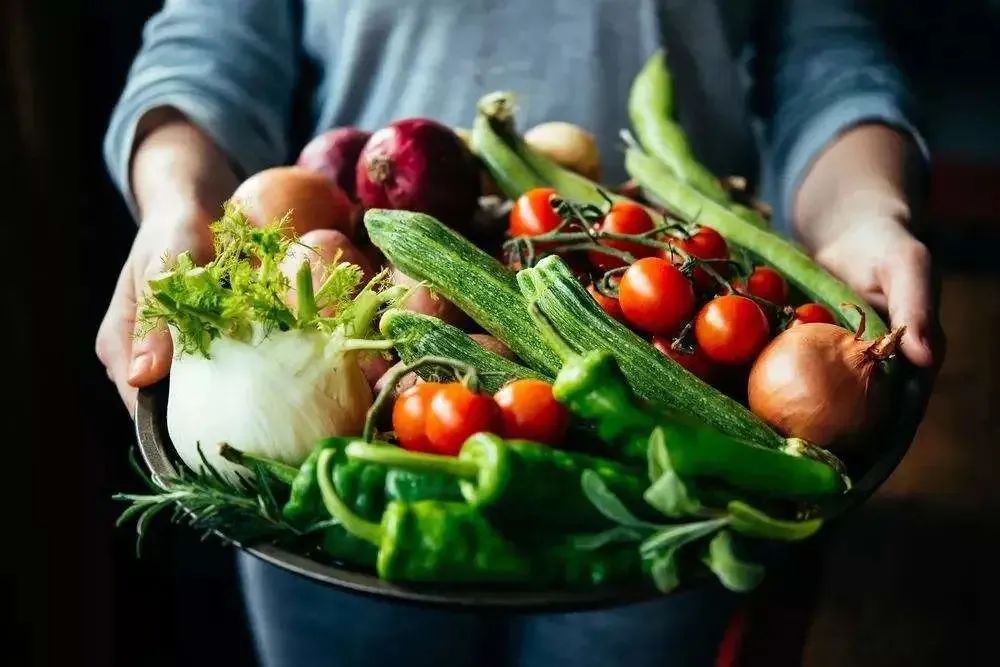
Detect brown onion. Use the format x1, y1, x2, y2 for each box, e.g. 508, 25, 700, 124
232, 166, 355, 237
747, 308, 904, 449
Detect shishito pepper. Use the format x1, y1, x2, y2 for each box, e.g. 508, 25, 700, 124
344, 433, 655, 531
552, 349, 846, 498
281, 437, 461, 528
316, 448, 642, 586
316, 449, 530, 582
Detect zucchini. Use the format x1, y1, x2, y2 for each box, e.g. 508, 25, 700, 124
471, 94, 547, 199
380, 309, 548, 393
625, 147, 887, 338
474, 92, 667, 223
518, 255, 786, 450
364, 209, 562, 375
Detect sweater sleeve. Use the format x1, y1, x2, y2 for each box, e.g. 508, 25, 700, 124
753, 0, 929, 232
103, 0, 298, 219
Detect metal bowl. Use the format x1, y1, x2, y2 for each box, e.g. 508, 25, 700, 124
133, 360, 933, 611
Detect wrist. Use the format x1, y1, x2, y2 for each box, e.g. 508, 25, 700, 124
131, 113, 238, 223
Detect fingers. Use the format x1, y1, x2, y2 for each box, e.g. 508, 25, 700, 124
879, 240, 936, 367
96, 263, 140, 414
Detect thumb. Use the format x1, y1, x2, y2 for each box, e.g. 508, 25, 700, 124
881, 240, 935, 368
127, 267, 174, 388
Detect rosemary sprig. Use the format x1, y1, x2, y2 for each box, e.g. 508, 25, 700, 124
113, 447, 302, 556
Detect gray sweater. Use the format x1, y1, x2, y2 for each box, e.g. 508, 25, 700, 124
105, 0, 923, 228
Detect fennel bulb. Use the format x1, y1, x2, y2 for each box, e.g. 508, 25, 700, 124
137, 204, 401, 479
167, 326, 372, 478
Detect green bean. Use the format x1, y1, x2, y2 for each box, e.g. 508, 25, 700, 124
628, 50, 729, 202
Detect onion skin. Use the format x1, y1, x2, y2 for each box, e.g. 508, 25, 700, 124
390, 267, 467, 327
296, 127, 372, 201
356, 118, 480, 227
748, 322, 904, 449
524, 121, 602, 181
232, 166, 355, 237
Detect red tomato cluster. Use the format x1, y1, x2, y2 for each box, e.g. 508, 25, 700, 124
506, 188, 840, 395
392, 378, 568, 455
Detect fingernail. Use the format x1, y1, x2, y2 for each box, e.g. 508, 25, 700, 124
128, 353, 154, 383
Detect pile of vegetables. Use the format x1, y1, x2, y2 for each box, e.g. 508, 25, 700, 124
116, 50, 907, 597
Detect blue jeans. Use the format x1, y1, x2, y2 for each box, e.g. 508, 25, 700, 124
238, 552, 739, 667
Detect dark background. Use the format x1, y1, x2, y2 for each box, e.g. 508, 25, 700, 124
3, 2, 998, 665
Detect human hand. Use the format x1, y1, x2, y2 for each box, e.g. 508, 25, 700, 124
793, 124, 941, 369
96, 211, 214, 415
808, 213, 938, 368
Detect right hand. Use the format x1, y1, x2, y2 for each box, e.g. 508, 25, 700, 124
95, 210, 214, 415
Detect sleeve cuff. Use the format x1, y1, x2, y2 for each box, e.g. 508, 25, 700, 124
103, 88, 278, 222
775, 92, 930, 235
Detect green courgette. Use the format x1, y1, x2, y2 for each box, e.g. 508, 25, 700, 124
519, 255, 786, 449
380, 309, 549, 393
471, 94, 547, 199
364, 209, 562, 375
625, 146, 887, 338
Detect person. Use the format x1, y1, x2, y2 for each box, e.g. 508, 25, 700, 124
97, 1, 941, 665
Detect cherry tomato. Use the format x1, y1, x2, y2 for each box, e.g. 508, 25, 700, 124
588, 201, 655, 271
587, 280, 623, 321
652, 337, 714, 381
425, 383, 502, 456
392, 383, 444, 453
791, 302, 836, 326
618, 257, 696, 335
494, 379, 569, 445
662, 226, 729, 289
694, 295, 770, 365
509, 187, 561, 237
745, 266, 789, 305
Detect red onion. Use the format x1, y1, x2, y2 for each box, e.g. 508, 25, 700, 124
356, 118, 480, 227
296, 127, 371, 201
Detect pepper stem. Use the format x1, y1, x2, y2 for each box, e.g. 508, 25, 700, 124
362, 355, 480, 442
218, 444, 299, 485
295, 260, 318, 324
317, 449, 383, 546
345, 441, 479, 479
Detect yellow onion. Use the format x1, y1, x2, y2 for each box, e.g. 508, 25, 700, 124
748, 311, 904, 450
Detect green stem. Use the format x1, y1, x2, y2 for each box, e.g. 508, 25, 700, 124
316, 449, 383, 545
639, 517, 730, 557
295, 260, 318, 324
362, 355, 480, 442
345, 441, 479, 479
218, 444, 299, 485
341, 338, 396, 352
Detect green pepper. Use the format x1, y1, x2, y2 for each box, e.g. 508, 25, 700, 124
316, 449, 531, 583
345, 434, 655, 531
529, 541, 642, 588
552, 350, 846, 498
384, 468, 464, 504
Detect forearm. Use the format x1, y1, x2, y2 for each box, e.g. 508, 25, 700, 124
792, 124, 924, 251
131, 109, 238, 227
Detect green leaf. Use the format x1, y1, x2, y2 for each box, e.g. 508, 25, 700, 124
570, 525, 645, 551
639, 517, 728, 557
703, 530, 765, 592
643, 428, 701, 517
580, 470, 663, 530
647, 547, 682, 593
727, 501, 823, 542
